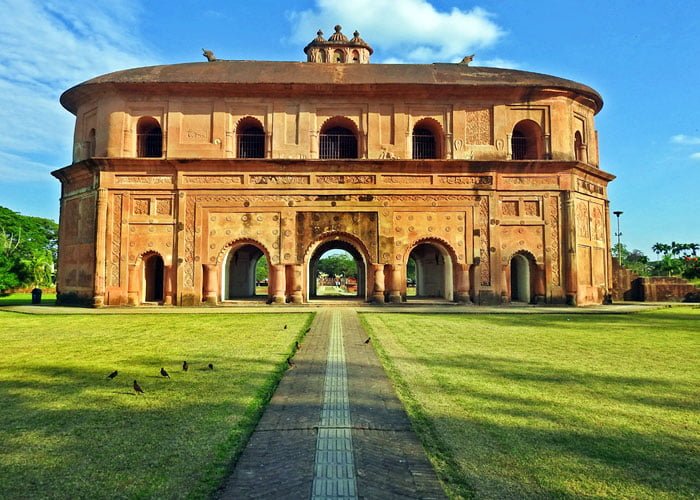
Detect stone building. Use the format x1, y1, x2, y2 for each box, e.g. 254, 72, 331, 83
53, 26, 614, 306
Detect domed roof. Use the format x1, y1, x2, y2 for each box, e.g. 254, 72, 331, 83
328, 25, 349, 42
303, 25, 374, 56
60, 60, 603, 113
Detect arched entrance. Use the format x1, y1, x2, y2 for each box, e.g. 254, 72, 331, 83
407, 242, 454, 300
510, 253, 532, 303
143, 254, 164, 302
308, 239, 366, 300
222, 244, 269, 300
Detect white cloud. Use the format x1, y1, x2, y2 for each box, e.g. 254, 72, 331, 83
690, 152, 700, 160
287, 0, 504, 63
671, 134, 700, 145
0, 0, 156, 176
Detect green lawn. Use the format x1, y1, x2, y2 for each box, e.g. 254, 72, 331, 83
0, 292, 57, 306
0, 311, 313, 498
361, 308, 700, 499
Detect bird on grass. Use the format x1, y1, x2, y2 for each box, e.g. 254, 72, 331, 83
284, 324, 288, 330
364, 337, 371, 344
208, 363, 214, 370
106, 370, 118, 380
160, 367, 170, 379
305, 327, 311, 334
295, 341, 301, 351
287, 357, 295, 368
133, 380, 144, 394
182, 360, 189, 371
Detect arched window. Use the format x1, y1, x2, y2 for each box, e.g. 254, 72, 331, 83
511, 120, 543, 160
574, 131, 585, 162
136, 117, 162, 158
144, 254, 164, 302
412, 119, 443, 159
334, 49, 345, 63
319, 119, 358, 159
320, 50, 327, 63
236, 118, 265, 158
351, 50, 360, 63
87, 128, 96, 158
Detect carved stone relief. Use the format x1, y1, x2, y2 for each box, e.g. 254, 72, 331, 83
465, 108, 492, 145
382, 175, 432, 185
502, 176, 558, 187
156, 199, 172, 216
317, 175, 375, 185
110, 194, 122, 286
250, 175, 310, 185
479, 196, 490, 285
295, 212, 378, 261
115, 176, 172, 185
438, 176, 492, 185
392, 211, 466, 263
183, 175, 243, 184
133, 198, 150, 215
576, 202, 591, 239
549, 196, 561, 286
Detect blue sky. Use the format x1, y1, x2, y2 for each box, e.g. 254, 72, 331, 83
0, 0, 697, 256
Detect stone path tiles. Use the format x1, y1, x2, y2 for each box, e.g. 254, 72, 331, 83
218, 308, 445, 499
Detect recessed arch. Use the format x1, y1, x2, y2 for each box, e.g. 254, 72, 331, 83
351, 49, 360, 63
412, 117, 444, 159
236, 116, 265, 158
136, 117, 163, 158
319, 116, 359, 159
142, 251, 164, 303
509, 251, 535, 303
511, 119, 543, 160
87, 128, 96, 158
217, 239, 271, 301
574, 130, 585, 162
334, 49, 345, 63
404, 237, 458, 301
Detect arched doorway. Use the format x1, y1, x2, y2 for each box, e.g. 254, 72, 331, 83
407, 242, 454, 300
236, 117, 265, 158
319, 117, 359, 159
136, 117, 163, 158
223, 244, 269, 300
412, 118, 443, 159
510, 253, 532, 303
143, 254, 164, 303
308, 240, 366, 300
511, 119, 543, 160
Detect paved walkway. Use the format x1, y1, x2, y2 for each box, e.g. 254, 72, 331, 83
217, 309, 446, 499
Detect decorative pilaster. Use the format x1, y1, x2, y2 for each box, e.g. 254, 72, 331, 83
564, 192, 578, 305
270, 264, 286, 304
371, 264, 385, 303
387, 264, 402, 303
93, 188, 108, 307
202, 264, 218, 304
127, 264, 140, 306
455, 263, 472, 303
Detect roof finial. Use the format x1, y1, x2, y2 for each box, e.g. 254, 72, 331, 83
334, 25, 342, 33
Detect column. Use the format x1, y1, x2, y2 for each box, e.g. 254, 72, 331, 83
501, 264, 509, 303
93, 188, 108, 307
371, 264, 385, 304
287, 264, 304, 304
202, 264, 218, 304
387, 264, 402, 303
455, 263, 472, 303
270, 264, 286, 304
564, 192, 578, 305
127, 264, 140, 306
534, 264, 546, 304
163, 265, 174, 305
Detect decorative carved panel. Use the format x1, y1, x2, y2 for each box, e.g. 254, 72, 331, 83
110, 194, 122, 286
392, 211, 467, 263
156, 199, 172, 216
465, 108, 492, 145
548, 196, 561, 286
295, 212, 378, 261
250, 175, 310, 185
576, 202, 591, 239
438, 175, 492, 186
317, 175, 375, 185
183, 175, 243, 184
479, 196, 490, 285
502, 200, 519, 217
133, 198, 150, 216
115, 176, 172, 185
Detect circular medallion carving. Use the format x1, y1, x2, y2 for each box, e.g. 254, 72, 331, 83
331, 201, 337, 207
288, 201, 294, 207
284, 230, 291, 237
273, 215, 279, 221
210, 244, 215, 249
409, 226, 414, 231
226, 229, 231, 235
244, 201, 250, 207
273, 229, 279, 235
284, 253, 291, 260
257, 215, 263, 222
272, 243, 279, 249
241, 215, 248, 222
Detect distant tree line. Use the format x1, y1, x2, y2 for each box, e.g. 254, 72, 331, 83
614, 241, 699, 280
0, 206, 58, 292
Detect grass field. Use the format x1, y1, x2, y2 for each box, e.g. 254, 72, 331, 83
361, 308, 700, 499
0, 310, 313, 498
0, 292, 57, 306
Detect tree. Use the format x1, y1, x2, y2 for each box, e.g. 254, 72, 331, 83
650, 240, 700, 279
0, 207, 58, 292
316, 252, 358, 278
255, 256, 268, 283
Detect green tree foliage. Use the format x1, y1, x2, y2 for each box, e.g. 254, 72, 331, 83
650, 241, 700, 279
317, 252, 358, 278
0, 206, 58, 291
612, 244, 651, 276
255, 256, 268, 282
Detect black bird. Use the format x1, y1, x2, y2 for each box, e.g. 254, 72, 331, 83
160, 367, 170, 378
106, 370, 118, 380
182, 360, 189, 371
295, 341, 301, 351
284, 324, 288, 330
305, 327, 311, 334
364, 337, 371, 344
286, 357, 295, 368
208, 363, 214, 370
133, 380, 144, 394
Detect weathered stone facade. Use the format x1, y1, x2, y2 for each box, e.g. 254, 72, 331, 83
53, 27, 614, 306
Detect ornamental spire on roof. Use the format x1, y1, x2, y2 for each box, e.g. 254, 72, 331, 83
303, 25, 373, 64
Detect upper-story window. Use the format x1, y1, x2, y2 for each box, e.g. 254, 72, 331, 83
237, 118, 265, 158
574, 131, 585, 162
511, 120, 543, 160
334, 49, 345, 63
412, 119, 443, 159
87, 128, 96, 158
320, 118, 358, 159
136, 117, 163, 158
351, 50, 360, 63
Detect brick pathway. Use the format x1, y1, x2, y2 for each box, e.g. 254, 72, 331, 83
218, 309, 445, 499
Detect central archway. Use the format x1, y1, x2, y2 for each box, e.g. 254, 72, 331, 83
510, 253, 532, 303
307, 238, 367, 301
143, 253, 164, 303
